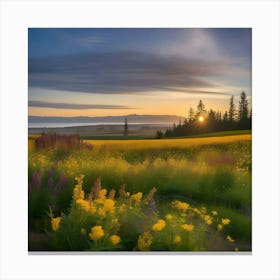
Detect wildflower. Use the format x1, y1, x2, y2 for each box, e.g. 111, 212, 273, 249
94, 198, 105, 205
109, 189, 116, 199
226, 235, 234, 243
172, 200, 189, 211
211, 211, 218, 216
235, 247, 239, 251
200, 207, 207, 214
193, 208, 201, 214
173, 235, 181, 244
89, 226, 104, 240
152, 219, 166, 231
144, 187, 157, 203
81, 228, 86, 235
73, 184, 85, 201
103, 199, 115, 212
222, 218, 231, 225
138, 231, 152, 251
98, 189, 107, 199
76, 199, 90, 212
204, 215, 213, 225
217, 224, 223, 231
91, 177, 101, 199
73, 175, 85, 201
165, 214, 172, 220
119, 184, 129, 198
131, 192, 143, 204
181, 223, 194, 232
51, 217, 61, 231
110, 235, 121, 245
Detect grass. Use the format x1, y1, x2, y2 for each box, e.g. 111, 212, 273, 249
28, 131, 252, 251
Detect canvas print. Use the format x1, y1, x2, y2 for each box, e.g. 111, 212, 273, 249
28, 28, 252, 252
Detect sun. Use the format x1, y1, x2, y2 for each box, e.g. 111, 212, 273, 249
198, 115, 205, 122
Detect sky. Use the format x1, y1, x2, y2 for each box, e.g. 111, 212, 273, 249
28, 28, 251, 118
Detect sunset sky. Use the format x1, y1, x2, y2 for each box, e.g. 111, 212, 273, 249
28, 28, 251, 118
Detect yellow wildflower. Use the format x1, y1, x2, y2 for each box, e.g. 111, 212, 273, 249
165, 214, 172, 220
152, 219, 166, 231
204, 215, 213, 225
89, 226, 104, 240
51, 217, 61, 231
76, 199, 90, 212
98, 189, 107, 199
138, 231, 152, 251
217, 224, 223, 231
211, 211, 218, 216
103, 198, 115, 212
173, 235, 181, 244
73, 184, 85, 201
181, 223, 194, 232
81, 228, 86, 235
226, 235, 234, 243
94, 198, 105, 205
73, 175, 85, 201
222, 218, 231, 225
172, 200, 189, 211
130, 192, 143, 204
110, 235, 121, 245
235, 247, 239, 251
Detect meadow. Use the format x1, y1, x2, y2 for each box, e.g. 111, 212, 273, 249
28, 132, 252, 251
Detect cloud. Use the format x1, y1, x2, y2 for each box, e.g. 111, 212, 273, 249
159, 87, 232, 96
29, 100, 134, 110
29, 51, 248, 94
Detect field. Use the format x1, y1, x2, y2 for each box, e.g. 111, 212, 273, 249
28, 132, 252, 252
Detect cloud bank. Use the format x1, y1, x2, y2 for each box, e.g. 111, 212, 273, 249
29, 51, 247, 94
29, 100, 134, 110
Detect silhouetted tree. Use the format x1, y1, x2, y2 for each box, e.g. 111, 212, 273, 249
238, 91, 249, 129
228, 95, 236, 123
124, 118, 128, 136
196, 100, 206, 115
156, 130, 164, 139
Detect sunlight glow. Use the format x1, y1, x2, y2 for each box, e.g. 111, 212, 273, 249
198, 115, 205, 122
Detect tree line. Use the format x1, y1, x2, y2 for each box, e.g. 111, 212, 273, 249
156, 91, 252, 138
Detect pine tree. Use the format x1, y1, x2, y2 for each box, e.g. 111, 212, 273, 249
188, 107, 195, 124
238, 91, 248, 122
196, 100, 206, 115
228, 95, 235, 122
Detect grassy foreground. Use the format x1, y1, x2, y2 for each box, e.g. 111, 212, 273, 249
28, 132, 251, 251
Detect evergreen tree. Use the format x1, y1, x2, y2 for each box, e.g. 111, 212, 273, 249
196, 100, 206, 115
188, 107, 195, 124
238, 91, 249, 122
228, 95, 235, 122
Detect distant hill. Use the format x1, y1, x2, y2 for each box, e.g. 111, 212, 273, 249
29, 114, 184, 124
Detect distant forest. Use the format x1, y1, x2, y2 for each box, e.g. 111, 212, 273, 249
156, 91, 252, 138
